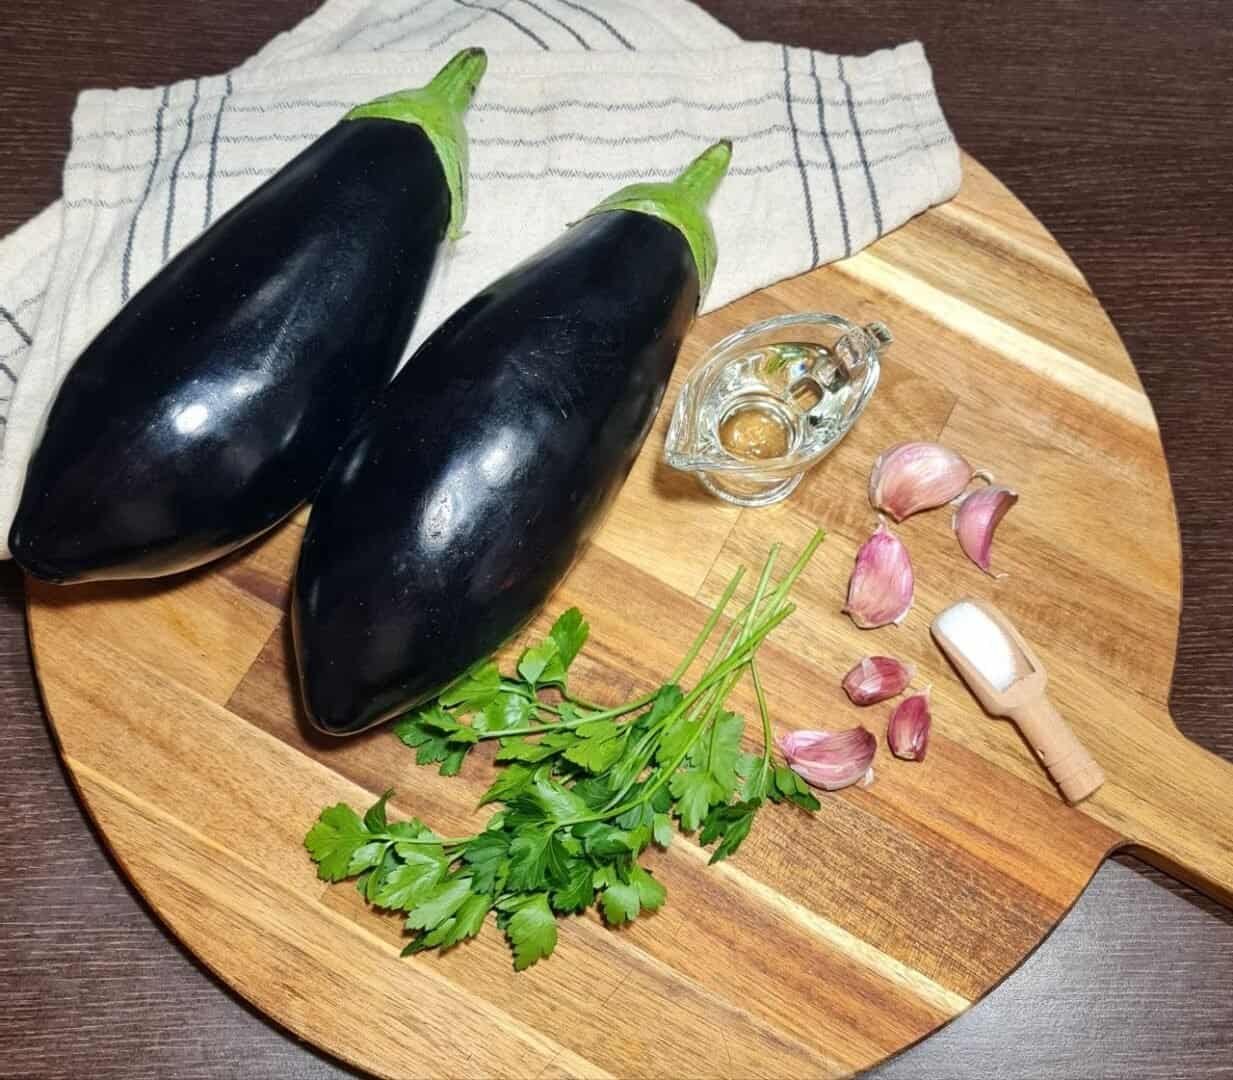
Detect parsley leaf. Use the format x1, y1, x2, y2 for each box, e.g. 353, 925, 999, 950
600, 880, 641, 926
669, 769, 723, 832
526, 772, 590, 823
405, 877, 474, 931
577, 823, 636, 859
631, 865, 667, 910
404, 892, 492, 955
549, 608, 589, 673
462, 831, 509, 894
439, 660, 501, 710
516, 608, 589, 688
550, 860, 595, 913
304, 804, 371, 882
652, 812, 674, 848
517, 638, 560, 688
394, 707, 477, 773
473, 692, 534, 734
596, 864, 667, 926
657, 714, 702, 766
363, 789, 393, 832
562, 719, 625, 773
506, 827, 554, 892
494, 735, 573, 764
769, 765, 823, 812
705, 711, 745, 792
699, 801, 758, 864
506, 894, 558, 970
373, 849, 448, 910
478, 763, 535, 806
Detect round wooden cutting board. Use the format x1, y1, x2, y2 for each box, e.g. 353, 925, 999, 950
26, 154, 1233, 1079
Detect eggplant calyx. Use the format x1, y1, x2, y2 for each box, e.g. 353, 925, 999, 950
583, 139, 732, 304
344, 47, 488, 240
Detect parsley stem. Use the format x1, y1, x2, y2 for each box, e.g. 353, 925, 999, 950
561, 690, 613, 712
669, 564, 745, 684
476, 600, 791, 747
561, 604, 795, 829
709, 545, 777, 766
750, 658, 774, 785
371, 833, 471, 849
499, 679, 657, 726
471, 693, 656, 741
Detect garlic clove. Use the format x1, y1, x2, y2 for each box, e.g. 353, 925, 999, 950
953, 484, 1019, 576
777, 727, 877, 791
842, 655, 915, 705
869, 441, 974, 522
887, 688, 931, 761
843, 521, 915, 629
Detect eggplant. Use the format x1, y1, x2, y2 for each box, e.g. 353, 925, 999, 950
293, 141, 732, 735
9, 49, 487, 583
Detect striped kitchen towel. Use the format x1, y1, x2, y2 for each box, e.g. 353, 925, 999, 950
0, 0, 959, 557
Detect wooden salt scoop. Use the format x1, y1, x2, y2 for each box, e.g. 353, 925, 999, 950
932, 597, 1105, 804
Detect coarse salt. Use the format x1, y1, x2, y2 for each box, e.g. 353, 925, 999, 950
934, 601, 1023, 691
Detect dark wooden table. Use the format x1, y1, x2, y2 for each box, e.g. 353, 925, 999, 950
1, 2, 1231, 1077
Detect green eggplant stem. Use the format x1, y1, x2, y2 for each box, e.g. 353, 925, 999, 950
584, 138, 733, 304
344, 47, 488, 240
674, 139, 733, 206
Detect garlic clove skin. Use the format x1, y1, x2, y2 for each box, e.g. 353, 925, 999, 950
869, 441, 974, 522
842, 655, 915, 705
777, 727, 877, 791
953, 484, 1019, 576
843, 522, 915, 629
887, 688, 931, 761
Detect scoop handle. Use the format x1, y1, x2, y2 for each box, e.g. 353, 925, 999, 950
1008, 696, 1105, 804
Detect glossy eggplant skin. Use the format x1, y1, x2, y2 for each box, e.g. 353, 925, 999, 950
294, 212, 699, 734
10, 118, 449, 583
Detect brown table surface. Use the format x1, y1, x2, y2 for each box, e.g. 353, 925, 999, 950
2, 2, 1231, 1077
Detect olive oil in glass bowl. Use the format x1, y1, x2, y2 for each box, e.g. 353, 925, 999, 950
664, 313, 891, 507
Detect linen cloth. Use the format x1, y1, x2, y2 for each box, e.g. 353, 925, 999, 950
0, 0, 960, 557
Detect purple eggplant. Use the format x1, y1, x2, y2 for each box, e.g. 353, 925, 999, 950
10, 49, 486, 583
293, 141, 732, 734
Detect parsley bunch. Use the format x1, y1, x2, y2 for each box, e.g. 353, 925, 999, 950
306, 531, 824, 969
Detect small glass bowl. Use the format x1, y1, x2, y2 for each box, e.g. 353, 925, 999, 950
664, 312, 891, 507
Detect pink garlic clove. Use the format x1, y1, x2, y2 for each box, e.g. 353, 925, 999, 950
776, 727, 877, 791
868, 441, 975, 522
842, 655, 915, 705
843, 521, 915, 629
953, 484, 1019, 576
887, 688, 931, 761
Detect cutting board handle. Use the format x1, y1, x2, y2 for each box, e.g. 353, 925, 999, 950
1104, 722, 1233, 907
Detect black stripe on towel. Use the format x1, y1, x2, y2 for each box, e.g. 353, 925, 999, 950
838, 56, 882, 238
204, 73, 234, 228
781, 46, 819, 266
453, 0, 550, 50
515, 0, 590, 48
163, 78, 201, 263
808, 50, 850, 257
550, 0, 633, 49
121, 84, 170, 302
0, 306, 32, 347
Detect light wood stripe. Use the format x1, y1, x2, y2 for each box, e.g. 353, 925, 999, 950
674, 837, 971, 1017
835, 251, 1158, 428
69, 758, 612, 1080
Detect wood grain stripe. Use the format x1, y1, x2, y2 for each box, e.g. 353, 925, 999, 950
835, 252, 1158, 428
675, 838, 970, 1016
68, 759, 611, 1080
